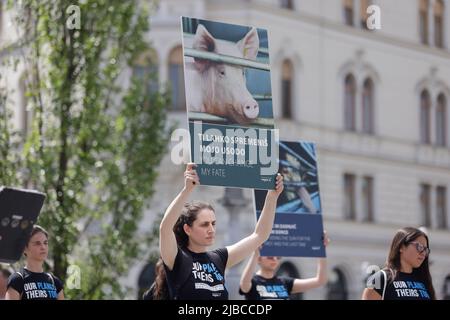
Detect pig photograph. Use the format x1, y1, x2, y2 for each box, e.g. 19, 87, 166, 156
255, 141, 323, 215
181, 17, 275, 128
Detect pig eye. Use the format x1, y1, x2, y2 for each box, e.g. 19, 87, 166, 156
219, 70, 225, 76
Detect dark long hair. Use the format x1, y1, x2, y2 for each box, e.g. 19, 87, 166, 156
27, 225, 49, 243
153, 201, 215, 299
152, 258, 168, 300
173, 201, 215, 248
385, 227, 436, 299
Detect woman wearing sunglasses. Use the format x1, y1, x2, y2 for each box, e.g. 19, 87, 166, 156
239, 232, 329, 300
362, 227, 435, 300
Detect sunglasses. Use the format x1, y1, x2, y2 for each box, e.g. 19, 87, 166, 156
409, 241, 430, 256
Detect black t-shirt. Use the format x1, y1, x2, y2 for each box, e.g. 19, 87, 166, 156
369, 269, 431, 300
165, 247, 228, 300
7, 268, 63, 300
239, 274, 295, 300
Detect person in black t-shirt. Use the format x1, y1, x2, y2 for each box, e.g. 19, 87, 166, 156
362, 227, 436, 300
239, 232, 329, 300
6, 225, 64, 300
157, 163, 284, 300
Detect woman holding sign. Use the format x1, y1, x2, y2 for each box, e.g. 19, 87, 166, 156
239, 232, 329, 300
362, 227, 435, 300
6, 225, 64, 300
157, 163, 283, 300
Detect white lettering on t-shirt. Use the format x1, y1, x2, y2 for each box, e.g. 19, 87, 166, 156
395, 288, 419, 297
393, 281, 407, 289
191, 260, 224, 292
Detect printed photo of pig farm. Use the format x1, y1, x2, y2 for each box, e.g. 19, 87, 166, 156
254, 141, 326, 258
181, 17, 278, 190
277, 141, 322, 215
254, 140, 323, 215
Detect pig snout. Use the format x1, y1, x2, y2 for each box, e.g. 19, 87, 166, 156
243, 99, 259, 120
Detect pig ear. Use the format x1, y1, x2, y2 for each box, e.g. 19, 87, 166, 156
237, 27, 259, 60
192, 24, 216, 72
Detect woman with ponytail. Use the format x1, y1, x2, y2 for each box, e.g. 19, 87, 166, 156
158, 163, 283, 300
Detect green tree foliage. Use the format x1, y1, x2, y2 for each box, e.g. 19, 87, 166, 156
0, 0, 169, 299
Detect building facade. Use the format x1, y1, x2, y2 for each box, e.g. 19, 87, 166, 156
2, 0, 450, 299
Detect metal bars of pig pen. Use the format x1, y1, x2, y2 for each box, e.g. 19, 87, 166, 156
183, 48, 270, 71
189, 112, 274, 128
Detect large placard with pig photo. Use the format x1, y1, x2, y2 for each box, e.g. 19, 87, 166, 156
254, 141, 326, 257
181, 17, 278, 189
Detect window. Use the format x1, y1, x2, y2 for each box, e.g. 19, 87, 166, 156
360, 0, 370, 29
326, 268, 348, 300
444, 275, 450, 300
419, 0, 429, 45
133, 49, 159, 95
436, 186, 447, 229
436, 94, 447, 147
343, 0, 354, 26
281, 59, 293, 119
420, 90, 431, 144
362, 176, 374, 222
420, 184, 432, 227
434, 0, 445, 48
168, 46, 186, 111
344, 173, 356, 220
138, 261, 156, 300
280, 0, 294, 10
344, 74, 356, 131
362, 78, 374, 134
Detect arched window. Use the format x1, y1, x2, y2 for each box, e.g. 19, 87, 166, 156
280, 0, 294, 10
434, 0, 445, 48
436, 93, 447, 146
420, 90, 431, 144
137, 262, 156, 300
360, 0, 370, 29
344, 74, 356, 131
277, 261, 303, 300
362, 175, 374, 222
420, 183, 432, 227
343, 0, 354, 26
168, 46, 186, 111
281, 59, 293, 119
343, 173, 356, 220
436, 185, 447, 229
362, 78, 374, 134
443, 275, 450, 300
326, 267, 348, 300
419, 0, 429, 45
132, 49, 159, 94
